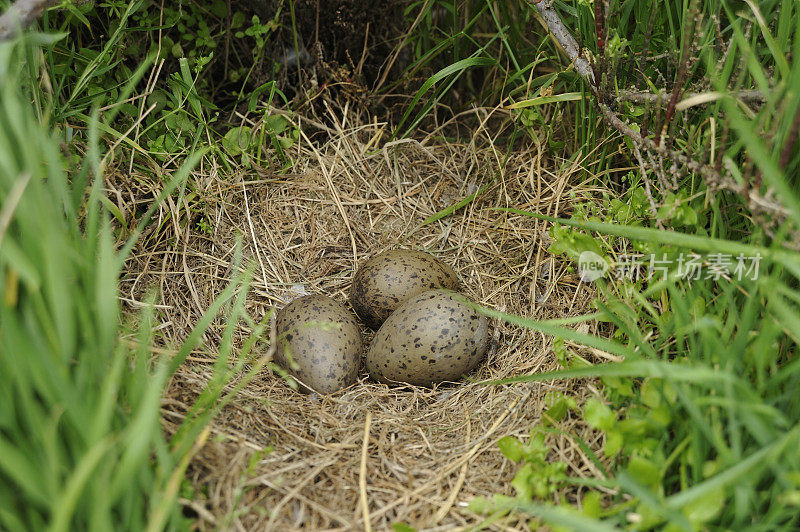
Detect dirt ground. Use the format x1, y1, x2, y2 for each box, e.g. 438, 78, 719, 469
117, 105, 611, 531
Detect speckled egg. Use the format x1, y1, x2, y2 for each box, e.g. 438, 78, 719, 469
365, 289, 489, 386
350, 249, 461, 329
275, 294, 362, 394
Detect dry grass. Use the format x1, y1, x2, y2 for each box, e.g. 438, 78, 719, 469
115, 105, 613, 531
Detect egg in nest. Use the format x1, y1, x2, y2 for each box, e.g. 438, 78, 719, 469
350, 249, 460, 329
365, 289, 489, 386
275, 294, 362, 394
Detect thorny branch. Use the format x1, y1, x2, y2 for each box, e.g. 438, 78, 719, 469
530, 0, 791, 226
0, 0, 57, 41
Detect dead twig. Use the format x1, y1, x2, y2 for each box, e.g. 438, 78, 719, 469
618, 89, 766, 110
532, 0, 596, 86
533, 0, 741, 193
655, 0, 699, 147
532, 0, 793, 226
598, 102, 741, 194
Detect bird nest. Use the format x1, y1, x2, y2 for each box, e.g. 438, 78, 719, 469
116, 108, 610, 531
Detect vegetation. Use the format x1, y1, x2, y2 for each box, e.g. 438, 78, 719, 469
0, 30, 272, 529
0, 0, 798, 530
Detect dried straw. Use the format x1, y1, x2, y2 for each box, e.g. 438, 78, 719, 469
117, 105, 612, 531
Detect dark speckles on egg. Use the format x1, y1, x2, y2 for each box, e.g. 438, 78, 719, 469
349, 249, 460, 329
365, 289, 490, 387
274, 294, 363, 394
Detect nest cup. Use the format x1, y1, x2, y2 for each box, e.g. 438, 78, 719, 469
119, 112, 607, 530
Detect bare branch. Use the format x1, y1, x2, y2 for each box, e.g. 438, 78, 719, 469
530, 1, 740, 192
631, 145, 660, 221
0, 0, 58, 42
618, 89, 766, 110
598, 102, 742, 193
655, 0, 699, 147
532, 0, 596, 86
529, 1, 792, 225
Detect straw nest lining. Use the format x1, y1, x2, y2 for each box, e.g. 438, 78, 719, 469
118, 113, 610, 531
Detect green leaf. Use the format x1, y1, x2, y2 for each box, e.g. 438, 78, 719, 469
584, 399, 616, 431
507, 92, 585, 109
666, 425, 800, 509
511, 463, 535, 500
222, 126, 253, 156
487, 359, 741, 388
543, 392, 577, 424
493, 207, 799, 273
64, 2, 93, 29
548, 224, 605, 259
490, 499, 621, 532
264, 114, 287, 135
466, 496, 492, 515
498, 436, 525, 462
581, 491, 602, 518
474, 305, 636, 360
626, 456, 661, 488
0, 436, 48, 507
682, 487, 725, 524
640, 379, 662, 409
393, 56, 497, 138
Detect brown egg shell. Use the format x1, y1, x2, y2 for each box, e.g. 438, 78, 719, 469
275, 294, 362, 394
349, 249, 461, 329
365, 289, 489, 387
